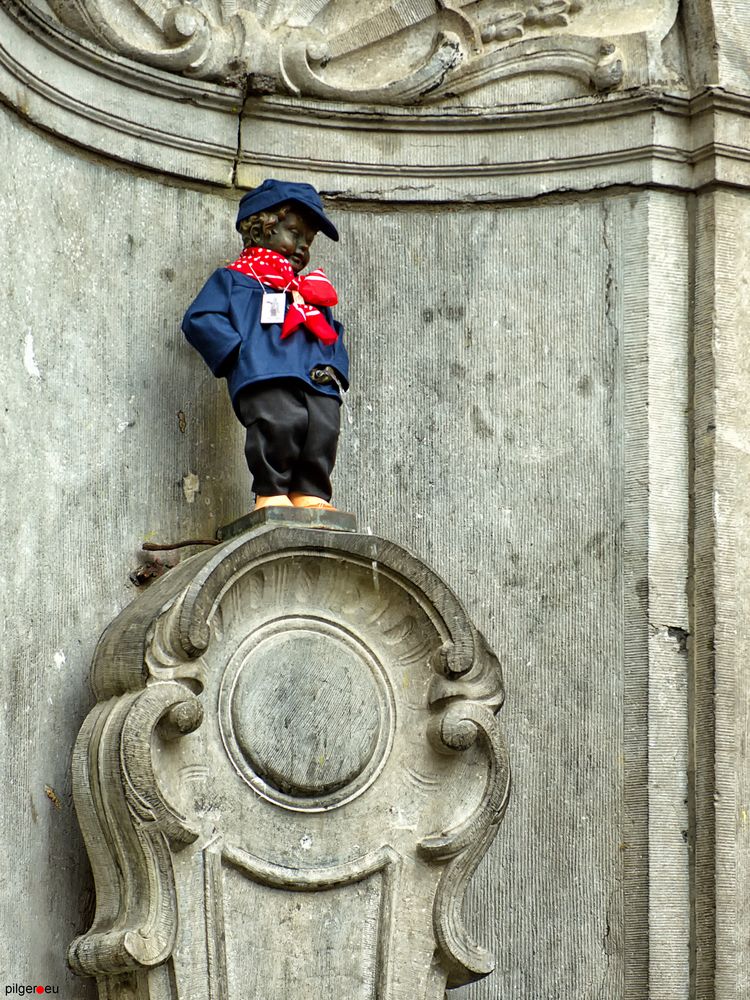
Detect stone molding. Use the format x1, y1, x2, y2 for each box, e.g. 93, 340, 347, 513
238, 88, 750, 200
69, 521, 511, 998
2, 2, 749, 196
0, 0, 241, 184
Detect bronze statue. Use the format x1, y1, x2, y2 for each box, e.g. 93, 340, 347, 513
183, 179, 348, 511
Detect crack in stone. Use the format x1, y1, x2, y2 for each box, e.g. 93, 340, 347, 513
232, 75, 251, 189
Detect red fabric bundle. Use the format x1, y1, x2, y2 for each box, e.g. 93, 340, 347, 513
228, 247, 339, 345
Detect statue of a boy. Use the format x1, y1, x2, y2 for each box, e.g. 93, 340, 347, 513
182, 179, 348, 511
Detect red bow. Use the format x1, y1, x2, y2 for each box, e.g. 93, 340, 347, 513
227, 247, 339, 345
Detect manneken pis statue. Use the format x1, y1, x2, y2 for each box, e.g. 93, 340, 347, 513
182, 179, 348, 511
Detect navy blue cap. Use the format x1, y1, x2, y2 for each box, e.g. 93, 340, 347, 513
235, 179, 339, 241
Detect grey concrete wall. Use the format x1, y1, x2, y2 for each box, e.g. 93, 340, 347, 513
332, 199, 627, 998
3, 92, 749, 998
0, 106, 242, 995
0, 101, 633, 998
692, 187, 750, 1000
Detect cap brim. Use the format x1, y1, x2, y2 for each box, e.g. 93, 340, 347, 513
289, 199, 339, 242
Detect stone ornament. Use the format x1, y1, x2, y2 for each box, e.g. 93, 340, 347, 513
3, 0, 711, 193
69, 520, 510, 998
41, 0, 681, 101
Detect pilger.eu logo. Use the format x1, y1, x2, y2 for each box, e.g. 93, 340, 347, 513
5, 986, 59, 995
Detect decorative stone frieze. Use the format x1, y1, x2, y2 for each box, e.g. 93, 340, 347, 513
40, 0, 683, 99
3, 1, 748, 195
69, 515, 510, 999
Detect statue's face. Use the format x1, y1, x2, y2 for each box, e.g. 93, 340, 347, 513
259, 207, 318, 273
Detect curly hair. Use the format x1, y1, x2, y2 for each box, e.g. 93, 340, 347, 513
237, 206, 291, 248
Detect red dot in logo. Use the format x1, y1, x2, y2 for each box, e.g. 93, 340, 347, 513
36, 988, 44, 995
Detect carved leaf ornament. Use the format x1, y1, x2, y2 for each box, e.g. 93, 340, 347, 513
69, 523, 511, 998
39, 0, 686, 102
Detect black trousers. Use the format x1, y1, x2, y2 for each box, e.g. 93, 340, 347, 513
235, 379, 341, 500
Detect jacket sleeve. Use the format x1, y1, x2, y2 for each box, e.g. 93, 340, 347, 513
182, 268, 242, 377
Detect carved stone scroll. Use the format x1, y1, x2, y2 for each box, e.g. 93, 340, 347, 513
70, 515, 510, 999
34, 0, 681, 100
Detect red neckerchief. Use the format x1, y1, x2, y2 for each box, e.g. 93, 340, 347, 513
227, 247, 339, 346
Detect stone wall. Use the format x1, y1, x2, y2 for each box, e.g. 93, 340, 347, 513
2, 1, 750, 997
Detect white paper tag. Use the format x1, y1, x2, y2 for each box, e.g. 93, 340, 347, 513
260, 292, 286, 325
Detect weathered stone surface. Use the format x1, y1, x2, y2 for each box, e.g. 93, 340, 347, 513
0, 103, 244, 1000
68, 522, 510, 998
0, 107, 626, 996
691, 188, 750, 1000
217, 506, 358, 539
229, 628, 383, 795
0, 1, 241, 184
2, 1, 750, 997
335, 195, 628, 999
237, 89, 750, 201
1, 2, 748, 195
34, 0, 676, 96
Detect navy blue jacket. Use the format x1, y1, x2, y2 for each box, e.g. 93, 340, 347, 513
182, 268, 349, 414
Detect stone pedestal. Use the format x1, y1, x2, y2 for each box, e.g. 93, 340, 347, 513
68, 517, 509, 999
